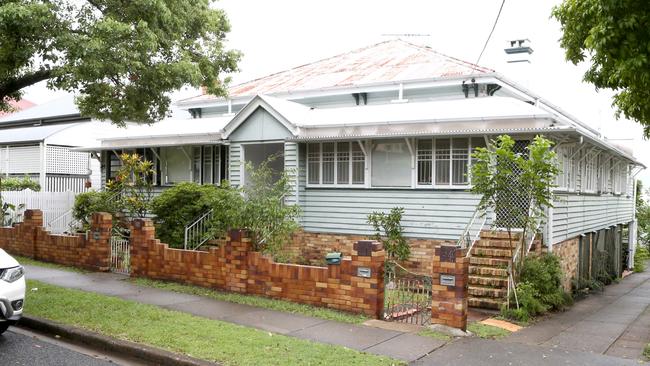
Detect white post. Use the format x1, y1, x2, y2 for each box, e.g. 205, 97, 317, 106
39, 142, 47, 191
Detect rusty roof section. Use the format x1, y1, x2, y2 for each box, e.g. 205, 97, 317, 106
179, 39, 493, 104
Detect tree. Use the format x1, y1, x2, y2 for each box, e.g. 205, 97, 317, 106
552, 1, 650, 137
471, 135, 559, 265
0, 1, 240, 125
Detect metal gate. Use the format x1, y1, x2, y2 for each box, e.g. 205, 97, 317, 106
383, 261, 432, 325
110, 236, 130, 274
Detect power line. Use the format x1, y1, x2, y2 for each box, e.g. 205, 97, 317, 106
475, 0, 506, 66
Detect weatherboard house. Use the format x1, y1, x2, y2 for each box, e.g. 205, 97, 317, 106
80, 40, 642, 308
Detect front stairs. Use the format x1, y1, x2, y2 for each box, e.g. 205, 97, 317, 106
468, 231, 520, 310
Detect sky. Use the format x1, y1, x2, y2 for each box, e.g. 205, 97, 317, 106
23, 0, 650, 185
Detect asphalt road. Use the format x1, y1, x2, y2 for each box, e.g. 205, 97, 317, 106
0, 326, 132, 366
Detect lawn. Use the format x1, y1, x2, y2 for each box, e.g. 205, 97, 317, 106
14, 256, 87, 273
131, 277, 369, 324
25, 280, 401, 366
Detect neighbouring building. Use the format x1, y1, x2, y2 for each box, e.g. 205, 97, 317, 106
74, 40, 644, 308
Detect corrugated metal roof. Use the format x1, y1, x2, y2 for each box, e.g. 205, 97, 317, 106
257, 95, 551, 129
178, 39, 493, 105
76, 116, 230, 150
0, 123, 80, 144
0, 94, 80, 124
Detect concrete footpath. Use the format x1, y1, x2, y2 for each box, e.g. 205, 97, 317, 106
505, 266, 650, 361
22, 264, 446, 363
22, 264, 650, 365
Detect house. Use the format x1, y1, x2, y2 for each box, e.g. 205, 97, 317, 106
80, 40, 643, 308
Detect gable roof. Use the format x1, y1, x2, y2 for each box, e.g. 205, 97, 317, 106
179, 39, 493, 105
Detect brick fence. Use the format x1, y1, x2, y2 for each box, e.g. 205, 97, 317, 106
0, 209, 111, 271
430, 245, 469, 330
130, 219, 386, 318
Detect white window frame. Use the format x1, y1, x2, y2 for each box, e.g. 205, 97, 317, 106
415, 137, 475, 189
306, 141, 367, 188
580, 150, 598, 193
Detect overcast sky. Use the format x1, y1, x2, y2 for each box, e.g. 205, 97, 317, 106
24, 0, 650, 186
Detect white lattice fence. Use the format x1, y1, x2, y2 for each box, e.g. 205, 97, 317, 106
1, 189, 76, 232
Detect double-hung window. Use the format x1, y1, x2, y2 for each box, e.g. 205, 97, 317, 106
416, 137, 481, 187
307, 142, 366, 186
582, 152, 598, 193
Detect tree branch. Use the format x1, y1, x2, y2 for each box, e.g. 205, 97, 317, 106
0, 68, 54, 99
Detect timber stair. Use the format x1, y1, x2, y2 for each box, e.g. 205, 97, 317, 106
468, 231, 520, 310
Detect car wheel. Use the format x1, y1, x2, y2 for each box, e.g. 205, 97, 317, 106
0, 322, 9, 335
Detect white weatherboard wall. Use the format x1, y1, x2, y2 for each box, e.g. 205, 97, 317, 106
551, 192, 634, 244
302, 189, 481, 240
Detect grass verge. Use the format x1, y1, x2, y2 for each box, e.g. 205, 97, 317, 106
24, 280, 401, 366
644, 343, 650, 360
14, 256, 87, 273
131, 277, 368, 324
417, 329, 452, 341
468, 322, 511, 339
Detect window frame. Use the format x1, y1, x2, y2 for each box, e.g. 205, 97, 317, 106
415, 137, 475, 189
306, 141, 367, 188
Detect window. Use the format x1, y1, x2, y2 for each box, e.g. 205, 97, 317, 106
582, 152, 598, 192
162, 145, 222, 185
307, 141, 365, 186
371, 140, 411, 187
556, 145, 578, 191
598, 154, 611, 193
417, 137, 478, 187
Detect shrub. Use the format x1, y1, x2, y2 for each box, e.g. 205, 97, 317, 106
501, 282, 547, 323
239, 156, 301, 256
73, 190, 121, 230
151, 182, 224, 247
502, 253, 572, 322
634, 246, 650, 273
519, 253, 570, 310
0, 176, 40, 191
368, 207, 409, 261
106, 153, 154, 218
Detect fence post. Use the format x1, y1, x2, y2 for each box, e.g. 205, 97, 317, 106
85, 212, 112, 271
350, 240, 385, 319
431, 245, 469, 331
130, 218, 156, 277
224, 229, 251, 293
19, 209, 43, 259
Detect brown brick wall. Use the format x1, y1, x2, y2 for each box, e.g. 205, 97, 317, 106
289, 230, 452, 275
130, 219, 386, 318
431, 246, 469, 330
554, 237, 579, 291
0, 210, 111, 271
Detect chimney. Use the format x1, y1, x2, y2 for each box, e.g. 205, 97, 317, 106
504, 38, 534, 89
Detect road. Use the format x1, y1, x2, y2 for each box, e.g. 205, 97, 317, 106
0, 326, 145, 366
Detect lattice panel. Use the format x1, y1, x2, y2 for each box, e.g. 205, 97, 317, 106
46, 145, 89, 175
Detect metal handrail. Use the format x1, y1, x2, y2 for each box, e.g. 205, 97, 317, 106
184, 208, 215, 250
456, 208, 489, 257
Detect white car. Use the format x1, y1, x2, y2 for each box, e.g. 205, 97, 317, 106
0, 249, 25, 335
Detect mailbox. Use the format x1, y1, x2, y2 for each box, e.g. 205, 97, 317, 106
325, 252, 342, 265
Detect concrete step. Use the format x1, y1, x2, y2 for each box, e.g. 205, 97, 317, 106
468, 285, 507, 298
471, 247, 513, 258
469, 266, 508, 277
469, 297, 505, 310
469, 257, 510, 268
469, 275, 508, 287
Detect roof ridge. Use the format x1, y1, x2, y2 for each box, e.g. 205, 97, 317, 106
226, 40, 397, 90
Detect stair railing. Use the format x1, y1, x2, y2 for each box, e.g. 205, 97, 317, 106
456, 207, 490, 258
184, 209, 215, 250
